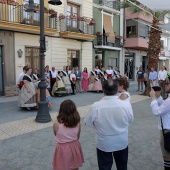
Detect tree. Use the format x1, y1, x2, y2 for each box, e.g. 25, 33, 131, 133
120, 0, 170, 94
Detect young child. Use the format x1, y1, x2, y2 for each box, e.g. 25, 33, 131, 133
116, 77, 130, 102
53, 100, 84, 170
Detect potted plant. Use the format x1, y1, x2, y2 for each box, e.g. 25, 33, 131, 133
49, 8, 57, 15
105, 32, 110, 37
84, 17, 91, 23
59, 13, 65, 20
24, 3, 29, 9
34, 3, 39, 11
44, 7, 49, 13
96, 32, 102, 36
115, 36, 122, 40
0, 0, 7, 4
70, 14, 76, 19
90, 19, 96, 25
8, 0, 18, 6
77, 16, 84, 21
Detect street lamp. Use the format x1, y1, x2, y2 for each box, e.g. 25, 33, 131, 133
35, 0, 62, 123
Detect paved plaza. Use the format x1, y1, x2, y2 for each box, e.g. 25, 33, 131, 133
0, 83, 164, 170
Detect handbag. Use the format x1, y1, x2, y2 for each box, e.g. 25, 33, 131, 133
141, 78, 146, 82
160, 117, 170, 152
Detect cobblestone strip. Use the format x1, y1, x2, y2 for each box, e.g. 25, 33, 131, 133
0, 95, 149, 140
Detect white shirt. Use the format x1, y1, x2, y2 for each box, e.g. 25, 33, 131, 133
95, 69, 101, 74
70, 73, 76, 81
118, 92, 131, 102
158, 70, 167, 81
84, 96, 134, 152
17, 72, 25, 84
51, 70, 58, 78
106, 69, 113, 75
150, 94, 170, 130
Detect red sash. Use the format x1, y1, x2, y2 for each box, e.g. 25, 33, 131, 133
107, 74, 112, 78
72, 77, 75, 82
51, 78, 56, 82
18, 81, 24, 88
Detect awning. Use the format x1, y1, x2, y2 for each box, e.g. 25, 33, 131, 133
103, 14, 115, 43
134, 0, 170, 11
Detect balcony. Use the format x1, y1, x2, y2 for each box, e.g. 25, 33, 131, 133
59, 16, 96, 41
99, 0, 120, 11
94, 35, 123, 50
124, 37, 149, 51
0, 3, 57, 35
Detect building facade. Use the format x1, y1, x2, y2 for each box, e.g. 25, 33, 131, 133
92, 0, 124, 72
0, 0, 96, 96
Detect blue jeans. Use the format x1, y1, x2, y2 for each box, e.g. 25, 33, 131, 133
97, 146, 128, 170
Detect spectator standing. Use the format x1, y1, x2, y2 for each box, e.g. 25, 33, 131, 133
85, 79, 134, 170
70, 69, 76, 95
143, 69, 148, 89
82, 67, 88, 92
50, 67, 58, 92
136, 67, 144, 92
149, 67, 157, 87
150, 73, 170, 170
74, 66, 82, 93
158, 66, 168, 99
53, 100, 84, 170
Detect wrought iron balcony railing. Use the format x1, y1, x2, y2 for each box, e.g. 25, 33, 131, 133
96, 35, 123, 48
0, 3, 57, 29
99, 0, 120, 11
59, 16, 95, 35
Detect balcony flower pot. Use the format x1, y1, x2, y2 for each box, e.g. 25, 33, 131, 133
44, 7, 49, 13
96, 32, 102, 36
90, 19, 96, 25
24, 3, 29, 9
115, 36, 122, 40
8, 1, 18, 6
50, 14, 57, 18
77, 17, 84, 21
0, 0, 7, 4
70, 15, 77, 19
59, 13, 65, 20
49, 9, 57, 15
105, 33, 110, 37
34, 7, 39, 11
84, 18, 91, 23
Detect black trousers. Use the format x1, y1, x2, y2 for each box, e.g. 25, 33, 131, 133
71, 81, 75, 94
97, 146, 128, 170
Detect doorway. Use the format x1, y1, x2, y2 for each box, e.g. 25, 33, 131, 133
124, 56, 134, 80
67, 50, 80, 69
0, 46, 4, 96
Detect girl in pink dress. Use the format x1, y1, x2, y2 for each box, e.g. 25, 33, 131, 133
53, 99, 84, 170
82, 67, 88, 91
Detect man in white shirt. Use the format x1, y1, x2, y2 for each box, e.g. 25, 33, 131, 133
158, 66, 167, 99
50, 67, 58, 92
150, 72, 170, 170
95, 65, 101, 75
106, 65, 113, 79
85, 79, 134, 170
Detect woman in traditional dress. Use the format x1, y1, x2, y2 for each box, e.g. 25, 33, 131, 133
92, 74, 103, 92
32, 68, 40, 89
52, 71, 67, 97
88, 70, 96, 91
61, 70, 72, 94
18, 67, 37, 110
82, 67, 88, 92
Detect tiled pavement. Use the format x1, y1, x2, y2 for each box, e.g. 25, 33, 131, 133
0, 83, 164, 170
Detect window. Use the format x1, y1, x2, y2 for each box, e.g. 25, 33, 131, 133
67, 50, 80, 68
67, 2, 80, 28
127, 26, 136, 36
25, 47, 40, 71
145, 25, 150, 37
